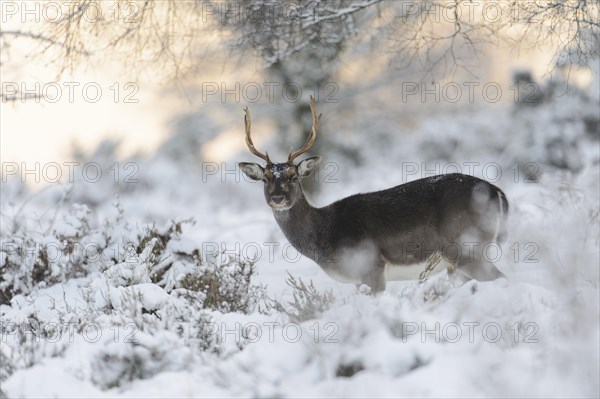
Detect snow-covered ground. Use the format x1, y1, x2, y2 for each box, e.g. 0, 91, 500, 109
1, 74, 599, 397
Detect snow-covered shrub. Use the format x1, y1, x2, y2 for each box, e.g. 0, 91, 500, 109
268, 273, 335, 322
104, 218, 200, 290
0, 195, 271, 391
99, 222, 266, 314
0, 308, 73, 389
179, 256, 266, 314
90, 329, 193, 389
0, 203, 94, 304
1, 197, 266, 314
0, 347, 12, 382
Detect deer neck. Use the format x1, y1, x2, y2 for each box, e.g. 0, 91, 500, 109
272, 191, 326, 262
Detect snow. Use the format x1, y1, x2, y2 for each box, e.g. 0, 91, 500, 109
1, 72, 599, 398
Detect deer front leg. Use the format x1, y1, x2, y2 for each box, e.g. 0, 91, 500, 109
359, 261, 386, 294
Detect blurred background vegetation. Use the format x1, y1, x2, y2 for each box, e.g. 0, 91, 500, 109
2, 0, 598, 175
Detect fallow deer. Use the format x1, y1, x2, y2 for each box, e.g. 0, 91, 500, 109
239, 96, 508, 292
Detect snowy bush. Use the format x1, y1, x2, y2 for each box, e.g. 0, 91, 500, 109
268, 273, 336, 322
0, 347, 12, 382
0, 198, 266, 312
0, 194, 270, 390
0, 202, 94, 304
179, 258, 265, 314
90, 329, 193, 389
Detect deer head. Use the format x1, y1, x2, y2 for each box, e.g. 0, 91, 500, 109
239, 96, 322, 210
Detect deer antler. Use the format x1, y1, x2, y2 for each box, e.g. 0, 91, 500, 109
288, 95, 321, 162
244, 106, 271, 163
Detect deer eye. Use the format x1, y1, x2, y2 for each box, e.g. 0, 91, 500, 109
291, 175, 299, 183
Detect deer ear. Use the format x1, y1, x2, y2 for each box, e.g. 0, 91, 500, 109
297, 156, 322, 178
239, 162, 265, 181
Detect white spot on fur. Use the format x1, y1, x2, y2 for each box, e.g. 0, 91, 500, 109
269, 164, 290, 178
